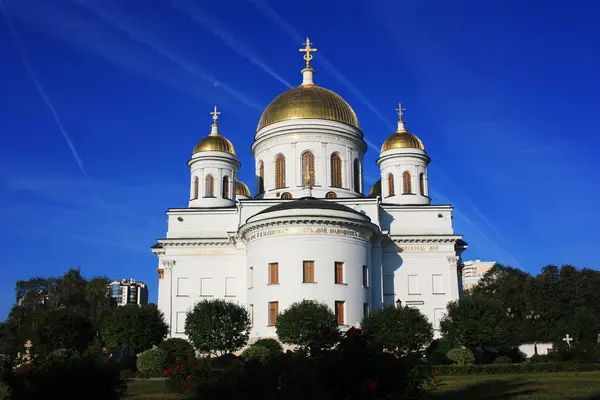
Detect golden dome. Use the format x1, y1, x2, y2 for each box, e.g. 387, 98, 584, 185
257, 85, 360, 131
193, 106, 236, 155
381, 130, 424, 152
193, 133, 236, 155
235, 180, 251, 197
368, 179, 381, 197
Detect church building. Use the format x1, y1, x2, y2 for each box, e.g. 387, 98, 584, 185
152, 39, 467, 341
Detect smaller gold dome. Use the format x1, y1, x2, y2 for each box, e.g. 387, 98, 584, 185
368, 179, 381, 197
193, 133, 236, 155
381, 130, 424, 152
235, 180, 251, 197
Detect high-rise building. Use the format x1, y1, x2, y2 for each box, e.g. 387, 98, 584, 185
109, 279, 149, 306
462, 259, 496, 291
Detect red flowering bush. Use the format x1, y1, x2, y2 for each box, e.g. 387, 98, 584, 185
0, 350, 125, 399
164, 327, 436, 399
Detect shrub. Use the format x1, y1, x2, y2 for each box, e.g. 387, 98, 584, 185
433, 362, 600, 375
136, 348, 168, 378
185, 299, 250, 356
530, 354, 551, 364
159, 338, 196, 367
493, 356, 512, 364
241, 345, 272, 366
428, 350, 451, 365
252, 338, 283, 354
447, 348, 475, 365
0, 351, 125, 399
276, 300, 340, 351
101, 304, 168, 353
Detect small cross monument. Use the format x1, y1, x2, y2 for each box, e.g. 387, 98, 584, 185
563, 334, 573, 348
24, 340, 33, 361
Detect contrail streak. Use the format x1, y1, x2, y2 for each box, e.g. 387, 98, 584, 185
170, 0, 292, 89
1, 0, 87, 175
0, 0, 120, 235
76, 0, 263, 111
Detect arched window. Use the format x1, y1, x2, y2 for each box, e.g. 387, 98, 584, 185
281, 192, 293, 199
302, 151, 315, 187
419, 173, 425, 196
258, 160, 265, 194
403, 171, 412, 194
387, 173, 395, 197
353, 159, 361, 193
204, 174, 214, 197
192, 176, 199, 199
275, 154, 286, 189
330, 153, 342, 188
325, 191, 337, 199
222, 176, 230, 199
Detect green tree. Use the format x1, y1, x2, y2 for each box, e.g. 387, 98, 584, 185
361, 305, 433, 357
184, 299, 250, 356
275, 300, 339, 350
100, 304, 168, 352
440, 296, 510, 350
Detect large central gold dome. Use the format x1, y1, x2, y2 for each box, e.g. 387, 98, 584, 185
257, 84, 360, 131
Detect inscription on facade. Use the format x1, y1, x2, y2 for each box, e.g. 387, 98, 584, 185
179, 248, 234, 255
398, 245, 440, 253
247, 226, 369, 241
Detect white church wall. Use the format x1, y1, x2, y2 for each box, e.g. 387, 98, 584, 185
382, 243, 459, 339
380, 206, 454, 235
245, 233, 371, 340
378, 149, 430, 205
157, 250, 246, 339
166, 210, 239, 238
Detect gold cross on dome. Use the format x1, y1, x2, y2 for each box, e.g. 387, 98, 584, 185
299, 37, 317, 68
395, 103, 406, 121
210, 106, 221, 124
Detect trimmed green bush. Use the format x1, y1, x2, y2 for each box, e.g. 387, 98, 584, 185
493, 356, 512, 364
241, 345, 272, 366
136, 348, 168, 378
159, 338, 196, 367
447, 348, 475, 365
252, 338, 283, 354
433, 363, 600, 375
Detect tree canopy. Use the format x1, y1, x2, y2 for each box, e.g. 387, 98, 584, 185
100, 304, 168, 352
184, 299, 250, 356
275, 300, 339, 350
361, 305, 433, 357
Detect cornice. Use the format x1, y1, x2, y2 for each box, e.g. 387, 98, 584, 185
389, 235, 464, 244
157, 238, 233, 247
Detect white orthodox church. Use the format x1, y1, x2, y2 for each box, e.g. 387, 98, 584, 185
152, 39, 467, 342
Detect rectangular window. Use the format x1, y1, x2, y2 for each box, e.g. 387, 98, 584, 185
225, 277, 237, 297
176, 312, 186, 333
432, 274, 445, 294
303, 261, 315, 283
363, 302, 369, 318
249, 304, 254, 328
433, 308, 445, 330
268, 301, 278, 326
335, 301, 345, 325
176, 278, 189, 297
248, 267, 254, 289
334, 262, 344, 284
408, 275, 420, 295
268, 263, 279, 284
362, 265, 369, 287
200, 277, 213, 297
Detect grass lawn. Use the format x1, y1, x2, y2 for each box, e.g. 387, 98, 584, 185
430, 371, 600, 399
4, 372, 600, 399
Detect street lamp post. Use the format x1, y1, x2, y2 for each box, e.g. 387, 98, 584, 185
526, 310, 540, 355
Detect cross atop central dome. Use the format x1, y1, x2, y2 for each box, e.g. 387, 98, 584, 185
256, 38, 360, 132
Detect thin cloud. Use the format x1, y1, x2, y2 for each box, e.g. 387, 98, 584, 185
170, 0, 292, 89
0, 0, 121, 236
246, 0, 392, 132
75, 0, 264, 111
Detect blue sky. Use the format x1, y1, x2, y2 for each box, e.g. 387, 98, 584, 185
1, 0, 598, 319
